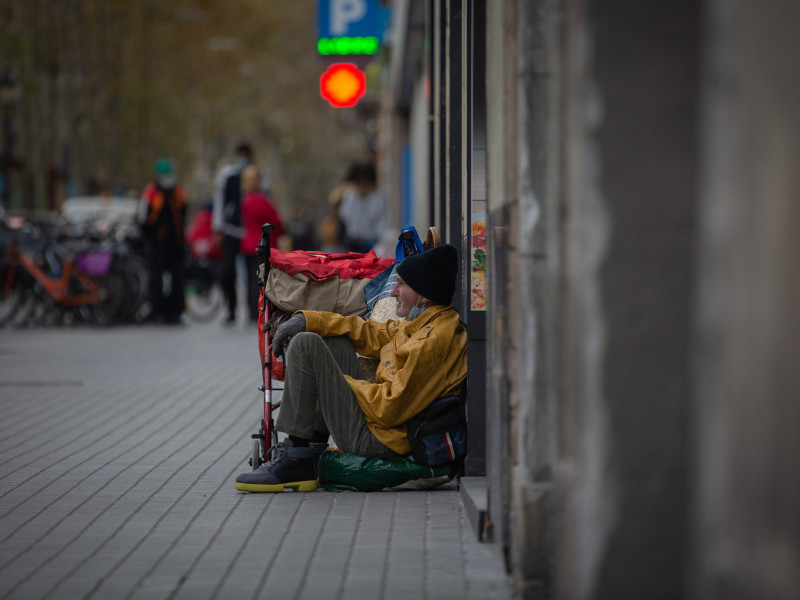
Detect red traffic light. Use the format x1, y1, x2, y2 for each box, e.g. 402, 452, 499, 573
319, 63, 366, 108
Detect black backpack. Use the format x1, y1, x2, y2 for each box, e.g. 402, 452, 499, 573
223, 172, 242, 226
405, 395, 468, 467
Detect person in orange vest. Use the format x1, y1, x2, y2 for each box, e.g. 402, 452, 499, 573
138, 157, 187, 324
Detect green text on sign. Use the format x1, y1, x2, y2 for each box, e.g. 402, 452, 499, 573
318, 36, 379, 56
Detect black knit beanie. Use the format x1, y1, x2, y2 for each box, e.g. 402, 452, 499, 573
396, 244, 458, 306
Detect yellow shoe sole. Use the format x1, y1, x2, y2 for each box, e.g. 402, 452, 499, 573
235, 479, 319, 493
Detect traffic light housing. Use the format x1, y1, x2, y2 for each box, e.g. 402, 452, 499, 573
319, 63, 366, 108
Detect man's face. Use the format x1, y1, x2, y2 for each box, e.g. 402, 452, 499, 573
391, 275, 421, 319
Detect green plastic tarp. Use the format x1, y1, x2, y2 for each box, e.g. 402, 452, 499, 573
318, 449, 452, 492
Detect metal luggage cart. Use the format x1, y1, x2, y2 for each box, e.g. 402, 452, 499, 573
246, 223, 441, 469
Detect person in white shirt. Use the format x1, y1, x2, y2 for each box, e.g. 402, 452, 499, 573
337, 162, 387, 254
211, 142, 252, 324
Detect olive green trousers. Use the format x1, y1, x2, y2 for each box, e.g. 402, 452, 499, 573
276, 332, 397, 459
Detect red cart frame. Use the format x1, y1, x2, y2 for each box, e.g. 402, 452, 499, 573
250, 223, 279, 468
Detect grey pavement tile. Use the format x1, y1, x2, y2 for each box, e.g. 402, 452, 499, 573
0, 326, 512, 600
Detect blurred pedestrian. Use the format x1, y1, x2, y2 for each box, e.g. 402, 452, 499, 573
212, 142, 253, 324
337, 162, 387, 253
138, 157, 186, 324
318, 207, 346, 254
288, 203, 316, 251
186, 202, 222, 262
318, 170, 350, 253
240, 165, 284, 323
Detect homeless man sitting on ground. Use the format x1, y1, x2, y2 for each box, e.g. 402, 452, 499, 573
235, 244, 467, 492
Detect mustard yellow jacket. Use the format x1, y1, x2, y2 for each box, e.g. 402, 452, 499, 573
301, 305, 467, 454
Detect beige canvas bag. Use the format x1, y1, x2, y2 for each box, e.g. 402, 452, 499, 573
264, 268, 369, 316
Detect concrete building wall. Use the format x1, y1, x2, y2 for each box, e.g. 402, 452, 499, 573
410, 74, 430, 232
560, 2, 702, 597
691, 1, 800, 599
485, 0, 517, 567
484, 0, 800, 598
488, 0, 702, 596
510, 0, 560, 597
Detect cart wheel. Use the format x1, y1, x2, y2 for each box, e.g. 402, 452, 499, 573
251, 439, 262, 470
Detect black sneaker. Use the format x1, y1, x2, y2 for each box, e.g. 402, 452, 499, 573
235, 439, 327, 492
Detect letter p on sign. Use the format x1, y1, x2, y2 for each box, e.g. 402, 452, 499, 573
331, 0, 366, 36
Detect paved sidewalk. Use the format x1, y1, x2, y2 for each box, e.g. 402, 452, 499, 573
0, 321, 512, 599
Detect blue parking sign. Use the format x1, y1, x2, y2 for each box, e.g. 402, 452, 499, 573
317, 0, 390, 40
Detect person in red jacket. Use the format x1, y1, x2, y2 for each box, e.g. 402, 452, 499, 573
240, 165, 284, 322
186, 203, 222, 261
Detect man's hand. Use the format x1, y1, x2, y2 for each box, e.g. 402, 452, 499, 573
272, 313, 306, 358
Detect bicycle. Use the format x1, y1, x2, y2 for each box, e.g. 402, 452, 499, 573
59, 196, 151, 323
183, 256, 223, 322
81, 220, 151, 324
0, 219, 121, 327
